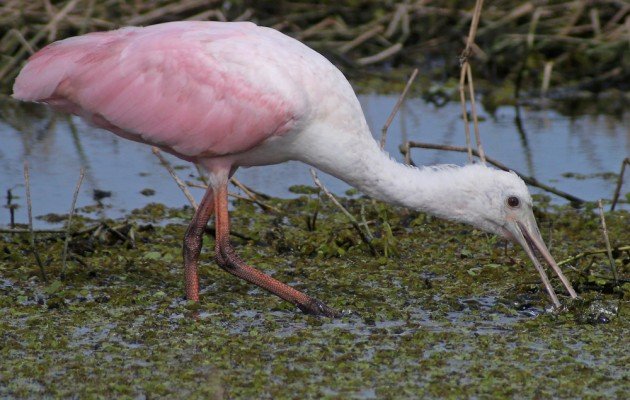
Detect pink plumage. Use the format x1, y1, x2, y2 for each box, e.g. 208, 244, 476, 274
14, 21, 307, 160
13, 21, 577, 314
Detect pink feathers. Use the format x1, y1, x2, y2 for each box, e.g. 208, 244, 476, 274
13, 22, 303, 160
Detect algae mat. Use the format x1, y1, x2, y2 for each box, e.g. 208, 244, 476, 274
1, 196, 628, 398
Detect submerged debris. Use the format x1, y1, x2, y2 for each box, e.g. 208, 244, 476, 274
574, 299, 619, 324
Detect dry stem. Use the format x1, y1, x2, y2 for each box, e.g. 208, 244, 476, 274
61, 168, 85, 279
401, 141, 585, 204
597, 199, 618, 282
309, 168, 376, 254
465, 63, 486, 164
380, 68, 418, 149
610, 157, 629, 211
557, 245, 630, 267
230, 177, 280, 213
23, 161, 47, 282
356, 43, 402, 66
458, 0, 486, 165
151, 147, 198, 210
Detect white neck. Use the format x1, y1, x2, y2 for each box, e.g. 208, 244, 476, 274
292, 121, 482, 225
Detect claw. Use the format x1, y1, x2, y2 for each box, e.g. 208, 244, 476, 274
298, 298, 341, 318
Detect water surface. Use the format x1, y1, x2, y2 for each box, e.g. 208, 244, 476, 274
1, 95, 628, 228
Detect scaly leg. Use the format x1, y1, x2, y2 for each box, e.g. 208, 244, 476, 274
182, 186, 215, 301
212, 179, 339, 317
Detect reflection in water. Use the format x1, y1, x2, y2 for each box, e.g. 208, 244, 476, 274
513, 106, 534, 177
0, 94, 628, 228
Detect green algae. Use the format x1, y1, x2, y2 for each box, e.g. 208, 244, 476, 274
1, 196, 628, 398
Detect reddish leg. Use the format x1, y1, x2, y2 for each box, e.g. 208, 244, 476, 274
213, 180, 339, 317
182, 186, 215, 301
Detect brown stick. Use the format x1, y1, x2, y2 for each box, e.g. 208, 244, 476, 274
356, 43, 403, 66
339, 25, 384, 54
23, 161, 47, 282
465, 63, 486, 164
464, 0, 485, 51
541, 61, 554, 98
401, 141, 585, 204
298, 17, 339, 40
598, 199, 619, 283
380, 68, 418, 149
458, 66, 474, 163
558, 245, 630, 267
458, 0, 486, 165
186, 180, 280, 213
230, 177, 280, 213
7, 29, 34, 54
610, 157, 629, 211
61, 168, 85, 278
151, 147, 198, 210
125, 0, 218, 25
0, 0, 81, 81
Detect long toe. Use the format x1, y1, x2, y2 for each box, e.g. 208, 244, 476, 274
298, 298, 341, 318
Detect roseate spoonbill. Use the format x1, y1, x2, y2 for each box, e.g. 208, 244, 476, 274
13, 21, 577, 316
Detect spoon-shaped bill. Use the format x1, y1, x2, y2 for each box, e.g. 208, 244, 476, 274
507, 218, 578, 308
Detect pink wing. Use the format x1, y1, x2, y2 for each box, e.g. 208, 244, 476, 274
13, 22, 306, 160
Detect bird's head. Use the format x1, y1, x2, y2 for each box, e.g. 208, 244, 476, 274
434, 164, 578, 308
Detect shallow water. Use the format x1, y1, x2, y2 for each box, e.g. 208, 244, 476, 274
1, 196, 627, 398
1, 95, 628, 228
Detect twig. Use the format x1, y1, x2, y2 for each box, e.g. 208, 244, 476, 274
559, 0, 586, 36
309, 168, 376, 255
360, 203, 374, 239
597, 200, 618, 283
185, 181, 209, 190
5, 188, 15, 229
234, 8, 255, 22
385, 3, 408, 38
380, 68, 418, 149
557, 245, 630, 267
356, 43, 403, 66
465, 63, 486, 164
78, 0, 96, 35
590, 8, 602, 39
401, 141, 585, 204
458, 67, 474, 163
193, 164, 209, 185
23, 161, 47, 282
61, 168, 85, 279
403, 141, 413, 166
124, 0, 216, 25
465, 0, 484, 50
231, 178, 270, 199
610, 157, 629, 211
458, 0, 486, 165
339, 25, 384, 54
8, 29, 34, 54
151, 147, 198, 210
185, 181, 280, 212
230, 177, 279, 212
0, 224, 102, 235
298, 17, 339, 40
0, 0, 81, 81
541, 61, 554, 98
1, 228, 65, 234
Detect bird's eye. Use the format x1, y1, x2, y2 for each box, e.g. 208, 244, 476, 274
507, 196, 520, 208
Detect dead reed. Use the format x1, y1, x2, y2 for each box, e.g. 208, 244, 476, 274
1, 0, 628, 95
